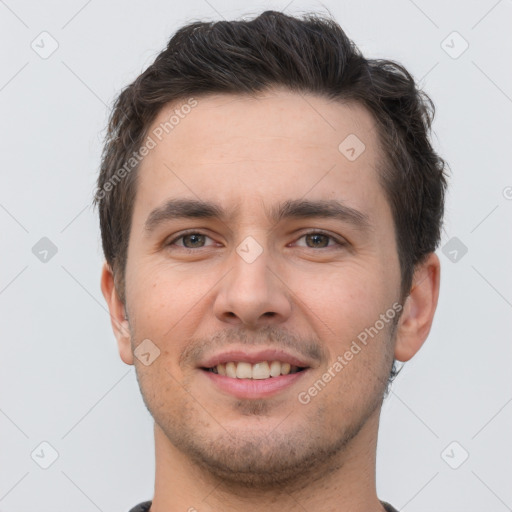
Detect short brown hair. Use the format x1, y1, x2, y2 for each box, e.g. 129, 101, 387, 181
95, 10, 448, 306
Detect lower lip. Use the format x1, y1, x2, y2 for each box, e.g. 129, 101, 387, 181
201, 369, 309, 399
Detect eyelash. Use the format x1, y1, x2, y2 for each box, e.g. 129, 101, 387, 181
166, 229, 346, 252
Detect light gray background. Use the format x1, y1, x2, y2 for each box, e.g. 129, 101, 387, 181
1, 0, 511, 510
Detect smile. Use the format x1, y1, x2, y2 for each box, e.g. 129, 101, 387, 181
204, 360, 306, 379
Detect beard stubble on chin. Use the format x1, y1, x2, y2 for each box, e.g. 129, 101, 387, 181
134, 322, 396, 491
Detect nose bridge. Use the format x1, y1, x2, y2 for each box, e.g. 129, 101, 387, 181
232, 234, 270, 291
214, 233, 291, 326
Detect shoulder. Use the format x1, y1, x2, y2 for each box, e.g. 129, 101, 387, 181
381, 501, 400, 512
128, 501, 152, 512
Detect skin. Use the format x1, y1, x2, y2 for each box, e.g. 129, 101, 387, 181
101, 87, 440, 512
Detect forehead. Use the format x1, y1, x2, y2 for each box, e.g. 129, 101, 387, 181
134, 88, 389, 227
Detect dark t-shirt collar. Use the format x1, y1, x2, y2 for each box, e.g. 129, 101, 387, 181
128, 499, 399, 511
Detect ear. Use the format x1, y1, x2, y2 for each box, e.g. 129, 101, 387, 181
100, 262, 134, 365
394, 252, 441, 362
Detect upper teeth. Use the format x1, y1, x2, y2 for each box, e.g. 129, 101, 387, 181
212, 361, 302, 379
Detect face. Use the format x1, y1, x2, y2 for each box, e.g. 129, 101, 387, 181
107, 88, 410, 487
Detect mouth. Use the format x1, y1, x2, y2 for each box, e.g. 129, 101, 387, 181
198, 349, 312, 399
201, 360, 307, 379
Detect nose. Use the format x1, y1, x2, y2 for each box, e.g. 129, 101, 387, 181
213, 242, 292, 328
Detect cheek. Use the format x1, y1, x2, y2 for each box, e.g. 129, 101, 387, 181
292, 261, 387, 334
134, 357, 193, 430
291, 262, 395, 388
126, 263, 222, 373
130, 261, 209, 319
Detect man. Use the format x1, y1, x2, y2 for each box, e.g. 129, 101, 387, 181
96, 10, 447, 512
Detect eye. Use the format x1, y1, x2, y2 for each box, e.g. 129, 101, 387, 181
167, 231, 216, 250
294, 231, 345, 249
165, 230, 346, 252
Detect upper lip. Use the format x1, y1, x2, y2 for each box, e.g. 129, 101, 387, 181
198, 348, 315, 369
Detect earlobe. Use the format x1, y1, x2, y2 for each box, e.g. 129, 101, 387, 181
394, 253, 441, 362
100, 262, 134, 365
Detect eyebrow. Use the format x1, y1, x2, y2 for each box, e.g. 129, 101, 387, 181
144, 198, 372, 234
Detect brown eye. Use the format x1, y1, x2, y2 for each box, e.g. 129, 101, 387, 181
304, 233, 330, 248
181, 233, 206, 248
295, 231, 344, 249
167, 231, 215, 250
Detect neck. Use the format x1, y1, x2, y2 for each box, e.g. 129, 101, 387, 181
150, 407, 385, 512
